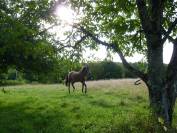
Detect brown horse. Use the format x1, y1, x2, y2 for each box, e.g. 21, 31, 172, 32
65, 64, 91, 94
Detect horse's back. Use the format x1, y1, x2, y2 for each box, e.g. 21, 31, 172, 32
69, 71, 79, 77
68, 71, 83, 83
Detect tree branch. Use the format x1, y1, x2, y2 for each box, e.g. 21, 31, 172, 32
162, 18, 177, 44
78, 26, 147, 82
168, 36, 177, 44
162, 27, 177, 43
136, 0, 150, 33
165, 39, 177, 115
161, 28, 177, 82
55, 34, 88, 52
37, 23, 59, 36
75, 35, 88, 45
166, 40, 177, 80
57, 45, 75, 51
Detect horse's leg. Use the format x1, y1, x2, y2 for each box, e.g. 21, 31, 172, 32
72, 82, 75, 92
83, 81, 87, 94
82, 82, 84, 93
68, 82, 71, 94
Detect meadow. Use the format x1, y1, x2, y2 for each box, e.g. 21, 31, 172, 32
0, 79, 176, 133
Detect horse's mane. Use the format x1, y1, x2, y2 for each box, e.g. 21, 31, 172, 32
80, 65, 88, 73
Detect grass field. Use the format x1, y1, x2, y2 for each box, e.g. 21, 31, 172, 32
0, 79, 176, 133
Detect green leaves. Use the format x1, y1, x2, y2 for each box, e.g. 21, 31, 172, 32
0, 0, 58, 74
69, 0, 176, 57
69, 0, 146, 56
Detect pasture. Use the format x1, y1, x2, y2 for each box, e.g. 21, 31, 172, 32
0, 79, 176, 133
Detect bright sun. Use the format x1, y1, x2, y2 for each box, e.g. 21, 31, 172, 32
55, 5, 74, 25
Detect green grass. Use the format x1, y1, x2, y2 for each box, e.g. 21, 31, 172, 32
0, 79, 176, 133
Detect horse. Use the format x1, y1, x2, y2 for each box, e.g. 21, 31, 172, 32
65, 64, 91, 94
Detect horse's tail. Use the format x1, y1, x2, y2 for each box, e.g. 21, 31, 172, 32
65, 74, 69, 86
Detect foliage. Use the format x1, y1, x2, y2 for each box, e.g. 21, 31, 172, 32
21, 58, 81, 83
70, 0, 145, 56
68, 0, 177, 125
0, 0, 84, 85
0, 0, 58, 74
89, 61, 138, 80
0, 80, 26, 86
1, 60, 147, 85
1, 0, 177, 126
70, 0, 176, 56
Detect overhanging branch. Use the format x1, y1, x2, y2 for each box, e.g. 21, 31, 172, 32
163, 27, 177, 85
75, 35, 88, 45
38, 23, 59, 36
136, 0, 150, 33
77, 26, 147, 81
162, 27, 177, 44
167, 36, 177, 44
166, 39, 177, 80
162, 18, 177, 44
55, 34, 88, 52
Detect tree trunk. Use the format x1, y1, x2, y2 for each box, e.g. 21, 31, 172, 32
165, 82, 177, 125
146, 41, 177, 126
148, 85, 171, 125
139, 0, 176, 125
147, 45, 167, 122
163, 40, 177, 125
145, 33, 172, 125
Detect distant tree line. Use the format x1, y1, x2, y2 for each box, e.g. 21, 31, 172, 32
0, 60, 149, 85
0, 58, 81, 85
88, 61, 147, 80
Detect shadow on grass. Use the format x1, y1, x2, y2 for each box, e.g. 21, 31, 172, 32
0, 101, 72, 133
90, 98, 130, 108
90, 99, 115, 108
0, 95, 176, 133
101, 114, 177, 133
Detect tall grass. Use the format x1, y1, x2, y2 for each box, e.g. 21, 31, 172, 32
0, 79, 176, 133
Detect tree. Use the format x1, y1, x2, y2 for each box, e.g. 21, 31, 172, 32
90, 61, 124, 79
66, 0, 177, 126
0, 0, 54, 73
0, 0, 82, 83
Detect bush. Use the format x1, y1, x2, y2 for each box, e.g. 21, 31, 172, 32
89, 61, 139, 80
0, 80, 26, 86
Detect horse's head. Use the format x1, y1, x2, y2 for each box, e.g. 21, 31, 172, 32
82, 64, 89, 74
82, 64, 92, 79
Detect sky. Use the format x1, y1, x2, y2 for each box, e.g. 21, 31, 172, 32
54, 4, 173, 64
83, 42, 173, 64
